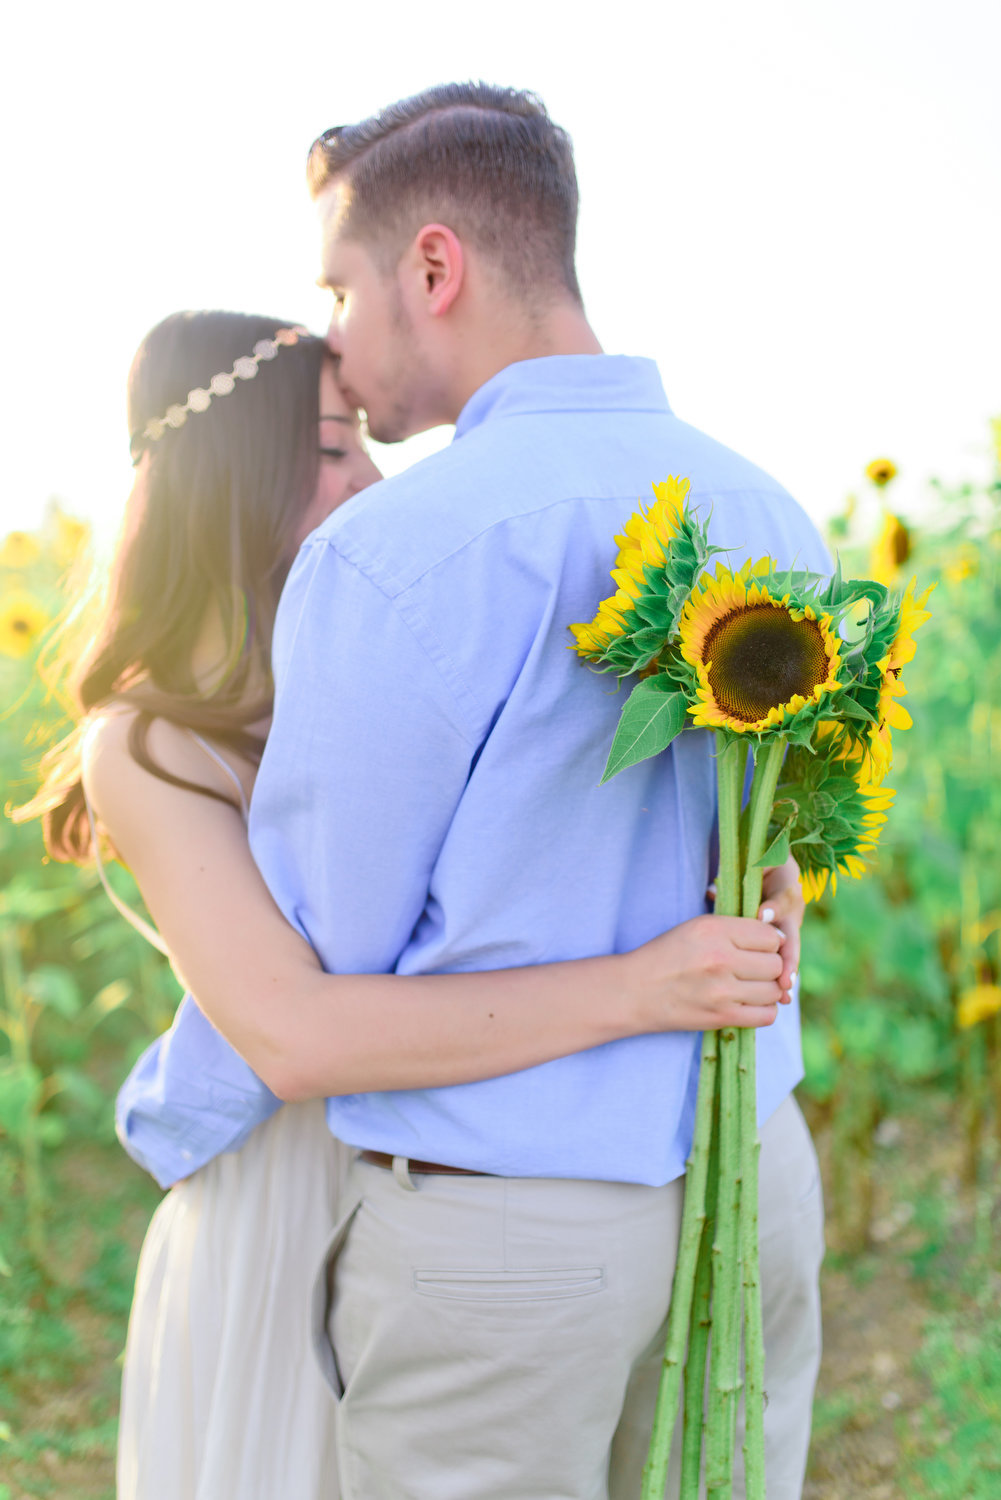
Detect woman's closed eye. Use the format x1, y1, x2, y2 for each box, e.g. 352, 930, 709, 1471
319, 446, 348, 461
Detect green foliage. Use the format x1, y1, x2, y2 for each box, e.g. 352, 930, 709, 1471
800, 462, 1001, 1102
1, 516, 181, 1267
0, 1126, 159, 1497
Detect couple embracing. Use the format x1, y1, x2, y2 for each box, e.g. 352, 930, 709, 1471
31, 82, 827, 1499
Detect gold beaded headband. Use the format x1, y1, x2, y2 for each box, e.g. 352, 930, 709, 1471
130, 324, 313, 464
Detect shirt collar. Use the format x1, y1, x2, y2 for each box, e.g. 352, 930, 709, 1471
453, 355, 672, 439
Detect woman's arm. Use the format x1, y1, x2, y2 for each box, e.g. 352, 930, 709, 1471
82, 712, 786, 1103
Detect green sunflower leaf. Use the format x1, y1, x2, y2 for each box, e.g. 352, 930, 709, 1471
753, 827, 792, 868
820, 554, 845, 607
599, 678, 690, 783
835, 695, 878, 723
782, 716, 819, 749
850, 579, 891, 611
789, 826, 827, 847
631, 625, 672, 653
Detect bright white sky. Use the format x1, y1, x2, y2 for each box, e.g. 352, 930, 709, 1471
4, 0, 999, 547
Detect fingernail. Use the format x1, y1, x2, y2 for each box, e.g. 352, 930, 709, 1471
790, 970, 798, 986
760, 907, 775, 923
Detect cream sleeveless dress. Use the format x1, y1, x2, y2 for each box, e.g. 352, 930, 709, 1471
90, 734, 351, 1500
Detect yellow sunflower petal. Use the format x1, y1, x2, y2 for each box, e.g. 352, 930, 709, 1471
884, 700, 913, 731
0, 531, 42, 569
0, 592, 51, 658
957, 984, 1001, 1029
801, 867, 830, 903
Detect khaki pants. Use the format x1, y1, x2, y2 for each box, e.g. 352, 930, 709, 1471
312, 1094, 824, 1500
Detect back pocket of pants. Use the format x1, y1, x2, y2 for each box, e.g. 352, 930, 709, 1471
413, 1267, 604, 1302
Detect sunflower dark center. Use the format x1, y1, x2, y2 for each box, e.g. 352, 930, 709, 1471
705, 604, 830, 723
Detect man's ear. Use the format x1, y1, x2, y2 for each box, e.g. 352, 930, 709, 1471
409, 223, 464, 317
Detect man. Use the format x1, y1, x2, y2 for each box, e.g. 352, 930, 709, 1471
243, 84, 827, 1498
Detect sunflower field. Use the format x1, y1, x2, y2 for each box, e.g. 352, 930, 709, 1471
1, 441, 999, 1496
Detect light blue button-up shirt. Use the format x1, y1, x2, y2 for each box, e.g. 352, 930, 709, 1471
118, 355, 830, 1189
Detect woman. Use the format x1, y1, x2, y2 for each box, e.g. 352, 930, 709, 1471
21, 310, 796, 1500
21, 310, 378, 1499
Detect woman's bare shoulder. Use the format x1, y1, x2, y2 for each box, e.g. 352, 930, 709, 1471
81, 708, 245, 819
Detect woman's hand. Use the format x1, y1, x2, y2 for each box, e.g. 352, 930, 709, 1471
757, 855, 804, 993
706, 854, 804, 997
624, 913, 785, 1036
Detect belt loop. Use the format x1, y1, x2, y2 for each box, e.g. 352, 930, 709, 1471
392, 1155, 417, 1192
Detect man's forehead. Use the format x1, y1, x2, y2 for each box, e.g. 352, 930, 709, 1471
317, 183, 353, 270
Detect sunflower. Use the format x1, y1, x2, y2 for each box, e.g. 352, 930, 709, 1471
866, 458, 897, 487
856, 578, 933, 786
799, 784, 895, 901
0, 592, 50, 658
569, 592, 637, 657
570, 476, 715, 673
610, 476, 688, 594
677, 560, 843, 736
769, 745, 894, 902
48, 506, 92, 569
956, 984, 1001, 1030
869, 511, 912, 587
944, 546, 978, 584
0, 530, 42, 569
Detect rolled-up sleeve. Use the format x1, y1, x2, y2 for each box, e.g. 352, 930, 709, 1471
116, 995, 281, 1188
248, 539, 482, 975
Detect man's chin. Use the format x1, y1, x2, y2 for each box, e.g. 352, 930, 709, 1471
364, 419, 409, 445
363, 407, 430, 445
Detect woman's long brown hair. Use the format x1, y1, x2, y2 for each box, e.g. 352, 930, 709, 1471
17, 310, 329, 860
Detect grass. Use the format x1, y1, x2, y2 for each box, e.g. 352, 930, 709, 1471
0, 1125, 159, 1500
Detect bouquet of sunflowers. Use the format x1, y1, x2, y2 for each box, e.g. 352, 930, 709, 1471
570, 478, 930, 1499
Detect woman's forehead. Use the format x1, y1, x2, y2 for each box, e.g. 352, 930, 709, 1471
318, 360, 358, 423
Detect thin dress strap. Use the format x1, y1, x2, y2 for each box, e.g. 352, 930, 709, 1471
186, 731, 251, 822
85, 729, 251, 957
85, 791, 171, 956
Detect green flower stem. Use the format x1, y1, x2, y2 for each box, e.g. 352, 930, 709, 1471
737, 1031, 765, 1498
705, 1025, 742, 1498
641, 1028, 719, 1500
738, 738, 787, 1498
716, 736, 746, 920
640, 737, 746, 1500
741, 739, 786, 920
704, 734, 753, 1498
680, 1085, 720, 1496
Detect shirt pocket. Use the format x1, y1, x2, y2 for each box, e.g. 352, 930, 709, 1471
412, 1266, 605, 1303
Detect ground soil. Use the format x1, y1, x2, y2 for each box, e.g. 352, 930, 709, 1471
803, 1091, 994, 1500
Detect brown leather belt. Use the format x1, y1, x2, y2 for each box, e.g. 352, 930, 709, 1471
359, 1149, 489, 1176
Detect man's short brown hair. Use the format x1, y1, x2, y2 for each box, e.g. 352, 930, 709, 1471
307, 83, 581, 304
